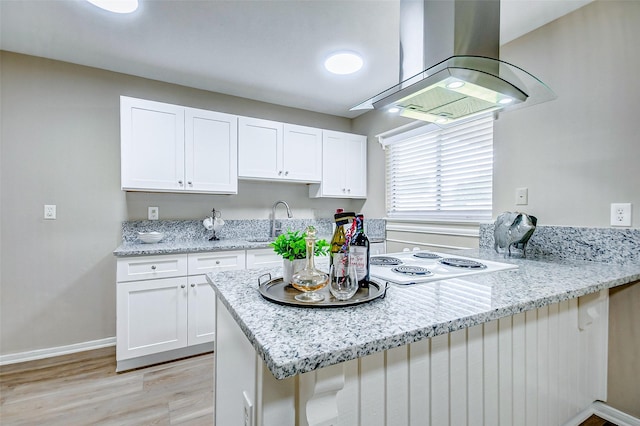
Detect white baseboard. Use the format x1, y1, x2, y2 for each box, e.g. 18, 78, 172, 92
0, 337, 116, 366
564, 401, 640, 426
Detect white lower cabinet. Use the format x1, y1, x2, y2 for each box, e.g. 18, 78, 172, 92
245, 247, 282, 269
116, 251, 245, 371
117, 276, 188, 361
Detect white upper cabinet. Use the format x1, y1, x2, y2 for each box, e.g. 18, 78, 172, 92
309, 130, 367, 198
121, 96, 238, 194
238, 117, 321, 182
185, 107, 238, 193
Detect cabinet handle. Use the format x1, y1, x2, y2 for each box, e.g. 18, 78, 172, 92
187, 181, 192, 185
180, 284, 186, 288
178, 180, 183, 185
151, 265, 157, 270
191, 283, 196, 288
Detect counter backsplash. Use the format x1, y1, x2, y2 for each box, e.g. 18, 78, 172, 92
121, 218, 386, 243
479, 224, 640, 265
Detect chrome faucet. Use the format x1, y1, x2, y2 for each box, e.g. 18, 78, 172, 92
271, 200, 293, 237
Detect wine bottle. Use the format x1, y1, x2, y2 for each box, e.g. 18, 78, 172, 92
330, 209, 354, 268
349, 214, 370, 287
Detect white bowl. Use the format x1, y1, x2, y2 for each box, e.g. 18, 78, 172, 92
138, 232, 164, 244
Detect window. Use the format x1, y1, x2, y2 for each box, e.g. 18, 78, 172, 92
381, 114, 494, 221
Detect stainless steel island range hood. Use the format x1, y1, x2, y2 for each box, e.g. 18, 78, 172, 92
351, 0, 556, 124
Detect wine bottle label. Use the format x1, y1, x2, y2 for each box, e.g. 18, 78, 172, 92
350, 246, 368, 279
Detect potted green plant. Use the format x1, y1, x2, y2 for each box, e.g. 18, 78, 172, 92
270, 228, 329, 283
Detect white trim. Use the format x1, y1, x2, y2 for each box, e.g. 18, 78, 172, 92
0, 337, 116, 366
375, 121, 431, 146
385, 237, 473, 252
386, 223, 479, 238
563, 401, 640, 426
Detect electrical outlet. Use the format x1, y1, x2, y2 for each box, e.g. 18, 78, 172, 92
516, 187, 528, 205
44, 204, 56, 220
148, 206, 159, 221
242, 391, 254, 426
610, 203, 632, 227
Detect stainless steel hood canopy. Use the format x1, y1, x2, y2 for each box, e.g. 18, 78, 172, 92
351, 0, 556, 124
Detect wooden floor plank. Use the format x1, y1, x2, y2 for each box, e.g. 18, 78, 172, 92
0, 349, 214, 425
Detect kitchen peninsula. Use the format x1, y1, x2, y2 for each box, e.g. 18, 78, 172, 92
207, 248, 640, 426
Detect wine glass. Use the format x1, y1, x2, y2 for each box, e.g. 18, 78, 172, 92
329, 258, 358, 301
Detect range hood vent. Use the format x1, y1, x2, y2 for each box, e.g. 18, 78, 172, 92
351, 0, 556, 124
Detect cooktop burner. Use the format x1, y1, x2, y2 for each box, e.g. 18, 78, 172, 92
392, 266, 433, 276
412, 252, 441, 260
439, 258, 487, 269
370, 256, 403, 266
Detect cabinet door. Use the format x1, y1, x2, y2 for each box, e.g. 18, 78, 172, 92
187, 275, 216, 345
185, 108, 238, 194
116, 277, 188, 360
317, 131, 347, 197
310, 130, 367, 198
121, 96, 185, 191
282, 124, 322, 182
238, 117, 283, 180
343, 133, 367, 197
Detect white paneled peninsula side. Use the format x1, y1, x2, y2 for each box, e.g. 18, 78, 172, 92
207, 250, 640, 426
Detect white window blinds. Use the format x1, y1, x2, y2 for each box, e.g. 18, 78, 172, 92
383, 114, 494, 221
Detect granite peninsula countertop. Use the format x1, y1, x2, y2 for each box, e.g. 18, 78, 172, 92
206, 249, 640, 380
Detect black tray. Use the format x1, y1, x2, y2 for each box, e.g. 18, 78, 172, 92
257, 273, 388, 308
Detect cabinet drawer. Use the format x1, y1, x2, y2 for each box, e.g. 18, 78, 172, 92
117, 254, 188, 282
246, 248, 281, 269
188, 251, 246, 274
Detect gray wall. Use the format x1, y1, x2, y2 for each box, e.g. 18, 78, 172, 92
356, 0, 640, 229
0, 51, 360, 356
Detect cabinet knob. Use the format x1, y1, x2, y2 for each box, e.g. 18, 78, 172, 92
187, 181, 192, 185
347, 188, 351, 193
180, 284, 186, 289
178, 180, 183, 185
215, 260, 221, 265
278, 171, 283, 176
342, 188, 346, 193
191, 283, 196, 288
285, 171, 289, 176
151, 265, 157, 270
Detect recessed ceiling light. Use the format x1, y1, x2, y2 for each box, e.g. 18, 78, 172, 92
435, 117, 449, 124
388, 107, 400, 113
86, 0, 139, 14
498, 97, 514, 105
446, 81, 465, 89
324, 52, 363, 75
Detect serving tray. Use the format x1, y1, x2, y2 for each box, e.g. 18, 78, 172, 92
257, 273, 388, 308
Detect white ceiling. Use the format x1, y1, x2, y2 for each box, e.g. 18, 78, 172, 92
0, 0, 592, 118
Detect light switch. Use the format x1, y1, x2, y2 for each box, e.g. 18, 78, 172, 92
516, 187, 528, 205
44, 205, 57, 220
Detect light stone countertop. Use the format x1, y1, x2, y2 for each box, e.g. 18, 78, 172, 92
206, 249, 640, 380
113, 238, 278, 257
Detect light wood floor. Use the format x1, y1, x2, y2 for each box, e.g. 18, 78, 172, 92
0, 347, 214, 425
0, 347, 619, 426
